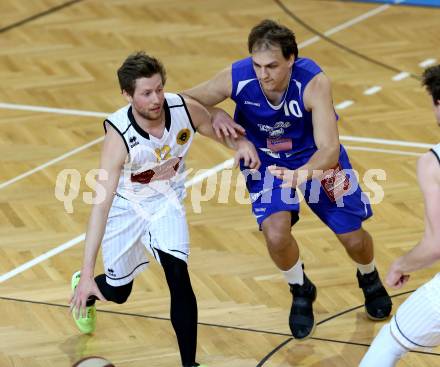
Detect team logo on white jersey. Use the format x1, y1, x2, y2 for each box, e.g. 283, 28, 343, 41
129, 136, 139, 148
176, 128, 191, 145
155, 145, 171, 161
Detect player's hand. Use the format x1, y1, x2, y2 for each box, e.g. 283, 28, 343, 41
212, 110, 245, 139
70, 275, 106, 318
234, 140, 260, 170
268, 165, 299, 188
386, 260, 410, 289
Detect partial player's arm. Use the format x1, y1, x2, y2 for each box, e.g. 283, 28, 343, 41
70, 124, 127, 316
182, 68, 245, 138
183, 96, 260, 169
183, 67, 232, 105
269, 73, 340, 186
386, 152, 440, 288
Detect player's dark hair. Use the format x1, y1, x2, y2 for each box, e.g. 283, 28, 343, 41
117, 51, 167, 96
422, 65, 440, 105
248, 19, 298, 60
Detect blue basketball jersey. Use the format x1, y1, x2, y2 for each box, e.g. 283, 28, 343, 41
231, 57, 372, 234
231, 57, 322, 161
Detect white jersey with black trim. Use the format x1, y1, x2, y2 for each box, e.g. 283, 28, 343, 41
104, 93, 196, 204
431, 143, 440, 165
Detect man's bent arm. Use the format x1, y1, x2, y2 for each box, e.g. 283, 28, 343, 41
182, 67, 232, 106
390, 152, 440, 273
296, 73, 340, 180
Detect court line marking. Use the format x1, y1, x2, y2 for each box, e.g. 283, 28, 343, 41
335, 100, 354, 109
0, 0, 84, 34
392, 71, 410, 81
419, 58, 437, 68
0, 137, 104, 190
344, 145, 422, 156
297, 3, 391, 48
363, 86, 382, 95
340, 135, 432, 149
0, 102, 109, 118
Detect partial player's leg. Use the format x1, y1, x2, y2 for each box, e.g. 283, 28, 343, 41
262, 211, 299, 270
262, 211, 317, 339
337, 228, 392, 320
390, 276, 440, 350
70, 272, 134, 333
71, 195, 149, 333
243, 159, 316, 339
359, 323, 408, 367
336, 227, 373, 265
158, 249, 199, 367
303, 145, 391, 320
361, 275, 440, 366
146, 201, 204, 367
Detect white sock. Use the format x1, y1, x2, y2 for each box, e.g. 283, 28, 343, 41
357, 260, 375, 275
359, 323, 407, 367
282, 258, 304, 285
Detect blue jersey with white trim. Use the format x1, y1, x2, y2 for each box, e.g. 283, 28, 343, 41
231, 57, 323, 160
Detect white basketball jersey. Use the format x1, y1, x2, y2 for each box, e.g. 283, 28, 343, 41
431, 143, 440, 164
104, 93, 196, 203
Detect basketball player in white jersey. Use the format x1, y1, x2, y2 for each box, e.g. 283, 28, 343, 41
360, 65, 440, 366
69, 52, 260, 367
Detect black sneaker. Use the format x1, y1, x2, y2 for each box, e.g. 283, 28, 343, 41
289, 273, 317, 339
357, 269, 392, 320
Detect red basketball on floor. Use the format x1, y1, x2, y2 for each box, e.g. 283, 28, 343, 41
72, 356, 115, 367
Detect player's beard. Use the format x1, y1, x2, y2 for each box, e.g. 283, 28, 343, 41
135, 105, 163, 121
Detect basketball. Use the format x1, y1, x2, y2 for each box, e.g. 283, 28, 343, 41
72, 356, 115, 367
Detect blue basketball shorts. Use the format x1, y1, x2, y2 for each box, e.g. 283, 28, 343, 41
242, 145, 373, 234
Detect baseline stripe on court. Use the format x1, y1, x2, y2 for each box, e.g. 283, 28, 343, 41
345, 145, 423, 156
340, 135, 433, 149
0, 137, 104, 190
297, 3, 391, 48
0, 234, 85, 283
0, 102, 109, 118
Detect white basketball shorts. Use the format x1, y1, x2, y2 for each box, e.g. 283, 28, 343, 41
101, 194, 190, 286
390, 273, 440, 350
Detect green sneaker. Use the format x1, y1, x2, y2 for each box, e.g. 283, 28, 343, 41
71, 271, 96, 334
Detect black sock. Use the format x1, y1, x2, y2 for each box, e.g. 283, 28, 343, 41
158, 249, 198, 366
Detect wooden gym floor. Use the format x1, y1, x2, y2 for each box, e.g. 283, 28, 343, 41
1, 0, 440, 366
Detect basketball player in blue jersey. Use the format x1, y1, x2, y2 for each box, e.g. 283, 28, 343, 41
69, 52, 260, 367
184, 19, 392, 339
360, 65, 440, 366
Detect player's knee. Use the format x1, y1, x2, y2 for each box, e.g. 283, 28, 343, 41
265, 230, 292, 254
341, 233, 366, 253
